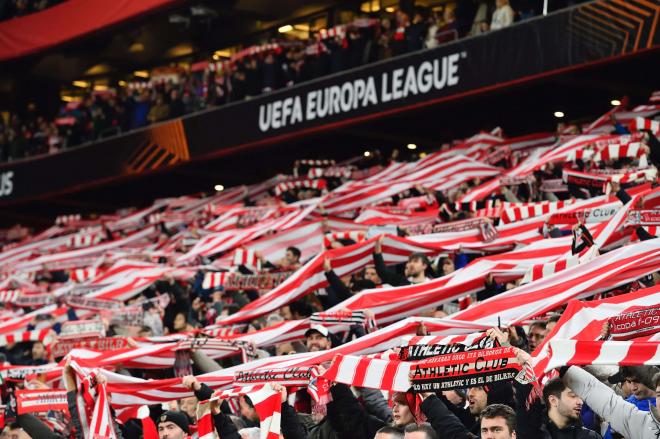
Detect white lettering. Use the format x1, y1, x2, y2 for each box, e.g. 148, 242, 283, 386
381, 72, 392, 102
306, 92, 317, 120
281, 97, 293, 127
329, 85, 341, 115
271, 100, 282, 129
447, 53, 460, 86
392, 68, 404, 100
364, 76, 378, 106
0, 171, 13, 197
434, 57, 448, 89
403, 65, 418, 97
258, 104, 271, 131
291, 97, 303, 124
317, 90, 329, 118
418, 61, 433, 93
353, 79, 365, 109
340, 82, 353, 113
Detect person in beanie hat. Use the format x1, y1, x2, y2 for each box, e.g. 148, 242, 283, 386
158, 410, 190, 439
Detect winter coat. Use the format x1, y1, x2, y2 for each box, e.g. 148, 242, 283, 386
562, 366, 660, 439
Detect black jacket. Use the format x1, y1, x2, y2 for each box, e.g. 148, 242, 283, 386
195, 383, 241, 439
323, 269, 353, 307
540, 420, 602, 439
515, 380, 601, 439
420, 395, 477, 439
280, 401, 309, 439
373, 253, 409, 287
327, 383, 386, 439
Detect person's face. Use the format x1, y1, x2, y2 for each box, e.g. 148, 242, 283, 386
364, 267, 381, 284
279, 306, 292, 320
552, 388, 583, 422
481, 416, 516, 439
31, 342, 46, 360
626, 377, 655, 399
1, 428, 30, 439
158, 421, 185, 439
392, 399, 414, 427
306, 332, 331, 352
467, 387, 488, 415
619, 379, 633, 398
404, 433, 428, 439
173, 313, 186, 331
527, 325, 546, 351
239, 396, 259, 421
405, 257, 427, 278
180, 396, 198, 418
655, 384, 660, 409
285, 250, 299, 265
442, 259, 455, 275
276, 342, 296, 356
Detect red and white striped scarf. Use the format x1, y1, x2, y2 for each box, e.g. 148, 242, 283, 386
545, 339, 660, 372
323, 231, 366, 248
232, 248, 261, 271
500, 200, 576, 224
15, 389, 68, 414
89, 383, 118, 439
630, 117, 660, 136
532, 284, 660, 376
0, 328, 54, 348
273, 179, 326, 196
70, 267, 101, 283
202, 385, 281, 439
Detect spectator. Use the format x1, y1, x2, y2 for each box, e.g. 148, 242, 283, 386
436, 4, 459, 44
480, 404, 517, 439
304, 324, 332, 352
490, 0, 515, 31
169, 89, 185, 118
148, 93, 171, 123
561, 366, 660, 439
373, 237, 433, 286
620, 366, 659, 411
471, 0, 493, 35
157, 411, 190, 439
28, 341, 48, 365
403, 423, 438, 439
540, 378, 601, 439
405, 10, 428, 53
527, 321, 547, 352
376, 426, 405, 439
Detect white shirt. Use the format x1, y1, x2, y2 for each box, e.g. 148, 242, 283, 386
491, 5, 515, 31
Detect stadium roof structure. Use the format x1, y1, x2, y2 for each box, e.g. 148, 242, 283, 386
0, 0, 658, 225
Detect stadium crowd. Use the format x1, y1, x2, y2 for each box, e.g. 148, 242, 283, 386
0, 0, 62, 20
0, 0, 591, 162
0, 92, 658, 438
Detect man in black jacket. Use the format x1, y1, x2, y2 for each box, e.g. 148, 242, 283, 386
373, 237, 433, 286
539, 378, 601, 439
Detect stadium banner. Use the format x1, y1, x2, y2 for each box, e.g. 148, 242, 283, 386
409, 346, 524, 392
0, 0, 658, 204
